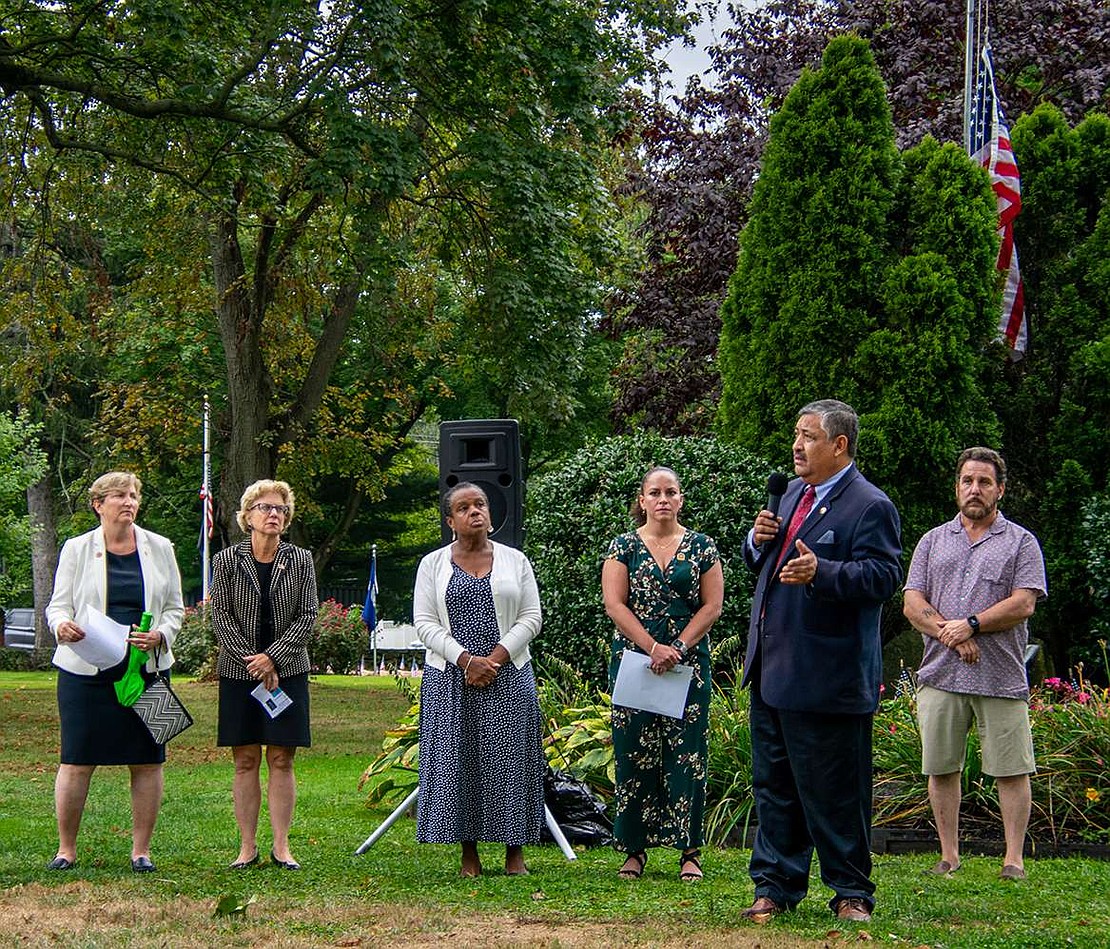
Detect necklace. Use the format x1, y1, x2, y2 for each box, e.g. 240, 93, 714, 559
641, 529, 683, 550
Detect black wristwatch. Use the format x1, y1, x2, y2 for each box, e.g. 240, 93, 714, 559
967, 614, 980, 635
673, 639, 689, 658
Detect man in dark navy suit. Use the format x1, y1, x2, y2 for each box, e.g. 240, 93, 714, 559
740, 400, 902, 924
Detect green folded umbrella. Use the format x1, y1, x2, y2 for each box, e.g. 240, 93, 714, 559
114, 645, 148, 707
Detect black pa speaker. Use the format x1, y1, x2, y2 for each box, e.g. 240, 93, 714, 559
438, 419, 524, 549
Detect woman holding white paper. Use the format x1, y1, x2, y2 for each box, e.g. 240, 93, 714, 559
211, 480, 317, 871
46, 471, 184, 873
602, 466, 723, 883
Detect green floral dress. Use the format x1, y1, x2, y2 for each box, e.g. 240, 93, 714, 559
606, 529, 719, 853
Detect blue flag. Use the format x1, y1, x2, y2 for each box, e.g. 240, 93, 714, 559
361, 548, 378, 630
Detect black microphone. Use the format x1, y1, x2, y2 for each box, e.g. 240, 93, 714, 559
766, 472, 789, 518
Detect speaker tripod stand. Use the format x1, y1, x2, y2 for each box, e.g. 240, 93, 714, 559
354, 786, 577, 861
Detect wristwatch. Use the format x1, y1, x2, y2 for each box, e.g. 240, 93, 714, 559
967, 614, 980, 635
673, 639, 689, 658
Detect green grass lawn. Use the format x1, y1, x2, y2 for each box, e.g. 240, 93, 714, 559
1, 670, 1107, 947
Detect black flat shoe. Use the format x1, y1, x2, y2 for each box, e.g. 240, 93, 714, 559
131, 856, 156, 873
228, 850, 260, 870
270, 848, 301, 870
47, 856, 75, 871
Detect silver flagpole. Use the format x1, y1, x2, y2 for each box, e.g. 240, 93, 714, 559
962, 0, 976, 152
202, 394, 212, 602
370, 543, 378, 674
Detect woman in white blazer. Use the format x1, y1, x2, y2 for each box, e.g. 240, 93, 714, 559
413, 482, 544, 877
45, 471, 184, 873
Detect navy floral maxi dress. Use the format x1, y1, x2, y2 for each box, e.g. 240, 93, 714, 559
417, 565, 544, 845
607, 530, 719, 853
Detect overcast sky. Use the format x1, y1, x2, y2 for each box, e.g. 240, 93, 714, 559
658, 9, 724, 89
655, 1, 762, 92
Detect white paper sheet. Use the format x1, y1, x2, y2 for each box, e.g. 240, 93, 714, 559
251, 682, 293, 719
70, 604, 130, 669
611, 649, 694, 719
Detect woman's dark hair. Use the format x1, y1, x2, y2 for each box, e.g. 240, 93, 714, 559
441, 481, 490, 520
629, 466, 682, 527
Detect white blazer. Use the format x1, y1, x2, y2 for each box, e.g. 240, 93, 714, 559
46, 524, 185, 675
413, 541, 542, 671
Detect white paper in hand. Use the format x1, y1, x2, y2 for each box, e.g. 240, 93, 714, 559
71, 604, 129, 669
611, 649, 693, 719
251, 682, 293, 719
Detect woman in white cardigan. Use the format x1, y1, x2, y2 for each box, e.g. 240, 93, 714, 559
413, 482, 544, 877
45, 471, 184, 873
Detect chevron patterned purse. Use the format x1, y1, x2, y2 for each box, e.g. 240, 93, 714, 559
131, 674, 194, 744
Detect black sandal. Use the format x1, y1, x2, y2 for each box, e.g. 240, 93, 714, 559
679, 848, 703, 881
617, 851, 647, 879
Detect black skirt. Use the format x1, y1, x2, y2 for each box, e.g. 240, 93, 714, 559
217, 673, 311, 747
58, 662, 166, 765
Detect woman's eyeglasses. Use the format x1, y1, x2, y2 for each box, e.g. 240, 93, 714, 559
251, 503, 290, 516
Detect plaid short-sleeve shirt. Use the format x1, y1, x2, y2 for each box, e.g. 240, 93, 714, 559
906, 512, 1046, 700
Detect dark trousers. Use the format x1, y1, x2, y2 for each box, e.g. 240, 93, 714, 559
748, 679, 875, 911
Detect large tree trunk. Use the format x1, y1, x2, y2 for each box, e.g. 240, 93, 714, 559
209, 212, 275, 525
206, 189, 367, 549
26, 472, 58, 657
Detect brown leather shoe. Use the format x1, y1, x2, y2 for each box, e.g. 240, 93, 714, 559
834, 897, 872, 922
741, 896, 784, 924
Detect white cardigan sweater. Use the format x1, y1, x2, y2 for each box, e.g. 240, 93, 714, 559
413, 541, 542, 671
46, 524, 185, 675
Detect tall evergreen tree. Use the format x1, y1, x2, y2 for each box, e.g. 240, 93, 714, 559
719, 36, 900, 451
995, 106, 1110, 672
718, 36, 1000, 551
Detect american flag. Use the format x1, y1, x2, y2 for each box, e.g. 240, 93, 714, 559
199, 485, 214, 540
967, 40, 1026, 355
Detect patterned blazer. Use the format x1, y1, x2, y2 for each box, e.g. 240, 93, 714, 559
210, 539, 318, 680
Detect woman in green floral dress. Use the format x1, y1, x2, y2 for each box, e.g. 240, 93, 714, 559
601, 467, 724, 882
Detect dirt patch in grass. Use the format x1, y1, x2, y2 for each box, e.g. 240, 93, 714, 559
0, 883, 823, 947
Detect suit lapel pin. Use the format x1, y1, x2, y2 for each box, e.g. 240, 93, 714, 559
818, 506, 828, 515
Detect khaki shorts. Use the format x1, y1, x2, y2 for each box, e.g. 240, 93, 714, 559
917, 685, 1036, 777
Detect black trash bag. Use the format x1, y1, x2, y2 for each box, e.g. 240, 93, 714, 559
541, 766, 613, 848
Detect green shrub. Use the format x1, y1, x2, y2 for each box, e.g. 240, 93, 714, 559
309, 599, 368, 674
525, 433, 770, 685
0, 647, 37, 671
1084, 493, 1110, 652
359, 676, 420, 807
539, 656, 615, 795
172, 605, 218, 678
704, 672, 754, 846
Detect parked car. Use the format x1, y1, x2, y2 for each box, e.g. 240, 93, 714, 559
2, 608, 35, 651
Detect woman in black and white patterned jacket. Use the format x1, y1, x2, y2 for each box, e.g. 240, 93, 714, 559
211, 479, 317, 871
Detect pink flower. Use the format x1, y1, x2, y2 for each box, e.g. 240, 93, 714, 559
888, 724, 897, 734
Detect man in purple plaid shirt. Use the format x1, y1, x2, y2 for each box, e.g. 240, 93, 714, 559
904, 447, 1046, 881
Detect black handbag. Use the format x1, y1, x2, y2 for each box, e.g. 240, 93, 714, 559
131, 671, 194, 744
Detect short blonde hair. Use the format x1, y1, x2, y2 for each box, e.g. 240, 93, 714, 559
236, 479, 296, 533
89, 472, 142, 511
